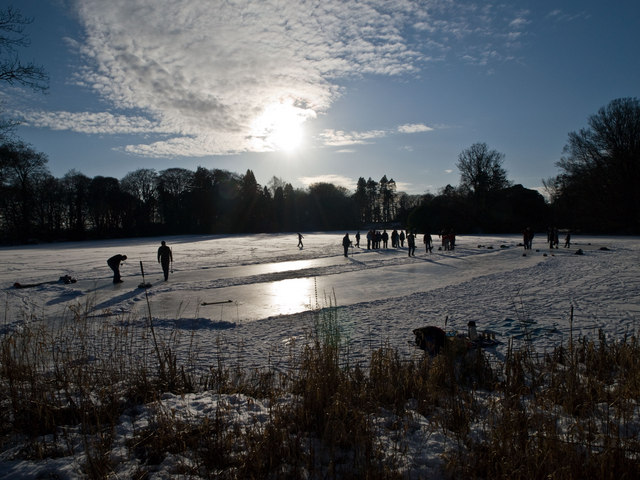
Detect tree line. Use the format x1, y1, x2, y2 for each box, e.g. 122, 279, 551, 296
0, 161, 359, 242
0, 155, 429, 242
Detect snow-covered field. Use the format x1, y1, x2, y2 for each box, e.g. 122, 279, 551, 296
3, 232, 639, 366
1, 232, 639, 477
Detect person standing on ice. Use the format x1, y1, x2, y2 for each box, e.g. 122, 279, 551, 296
157, 240, 173, 281
564, 231, 571, 248
523, 227, 533, 250
342, 233, 351, 257
355, 231, 360, 247
407, 231, 416, 256
391, 229, 399, 248
107, 254, 127, 284
297, 233, 304, 249
423, 232, 433, 253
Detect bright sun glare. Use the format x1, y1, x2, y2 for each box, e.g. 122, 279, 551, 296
250, 99, 312, 153
268, 277, 315, 314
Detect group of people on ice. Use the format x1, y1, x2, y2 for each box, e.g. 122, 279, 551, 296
522, 227, 571, 250
106, 240, 173, 284
340, 229, 441, 257
439, 229, 456, 251
548, 227, 571, 249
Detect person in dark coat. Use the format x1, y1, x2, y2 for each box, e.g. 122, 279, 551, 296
407, 232, 416, 257
342, 233, 351, 257
564, 231, 571, 248
382, 230, 389, 248
157, 241, 173, 281
107, 254, 127, 283
423, 233, 433, 253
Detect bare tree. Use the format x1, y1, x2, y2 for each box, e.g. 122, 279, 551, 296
555, 97, 640, 231
0, 140, 49, 239
457, 142, 510, 195
0, 7, 48, 90
0, 7, 49, 139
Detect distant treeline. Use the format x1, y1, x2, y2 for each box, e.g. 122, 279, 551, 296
1, 98, 639, 244
0, 157, 546, 244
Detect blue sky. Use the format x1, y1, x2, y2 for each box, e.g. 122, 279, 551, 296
4, 0, 640, 195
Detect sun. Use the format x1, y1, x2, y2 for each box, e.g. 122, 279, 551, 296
250, 98, 314, 152
268, 111, 304, 152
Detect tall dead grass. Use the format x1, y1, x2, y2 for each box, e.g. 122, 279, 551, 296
0, 301, 639, 479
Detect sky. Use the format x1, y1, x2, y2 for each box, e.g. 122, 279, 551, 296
3, 0, 640, 196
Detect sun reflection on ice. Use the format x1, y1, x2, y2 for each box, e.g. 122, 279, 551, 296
268, 277, 316, 315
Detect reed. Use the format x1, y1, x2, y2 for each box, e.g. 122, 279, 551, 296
1, 301, 639, 479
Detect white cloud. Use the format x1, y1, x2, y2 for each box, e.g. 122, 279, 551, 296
319, 122, 433, 147
318, 129, 388, 147
28, 0, 530, 157
19, 110, 172, 135
299, 174, 356, 191
397, 123, 434, 134
393, 181, 415, 193
546, 9, 589, 23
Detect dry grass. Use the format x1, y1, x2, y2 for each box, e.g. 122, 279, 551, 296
0, 301, 639, 479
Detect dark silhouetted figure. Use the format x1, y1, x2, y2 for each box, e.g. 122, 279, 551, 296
523, 227, 534, 250
423, 233, 433, 253
107, 254, 127, 284
407, 232, 416, 256
342, 233, 351, 257
157, 241, 173, 281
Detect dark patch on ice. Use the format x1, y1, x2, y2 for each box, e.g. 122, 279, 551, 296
151, 317, 236, 330
92, 289, 141, 311
46, 289, 83, 305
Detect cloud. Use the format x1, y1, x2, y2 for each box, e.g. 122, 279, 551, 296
28, 0, 530, 157
298, 174, 356, 191
318, 129, 387, 147
397, 123, 434, 134
546, 9, 590, 23
19, 110, 172, 135
319, 122, 433, 147
393, 181, 415, 193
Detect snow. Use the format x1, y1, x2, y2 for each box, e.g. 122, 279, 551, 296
1, 232, 639, 477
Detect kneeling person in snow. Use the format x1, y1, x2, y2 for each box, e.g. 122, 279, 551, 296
157, 241, 173, 281
107, 254, 127, 283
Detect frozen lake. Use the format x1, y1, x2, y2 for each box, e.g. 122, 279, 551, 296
2, 232, 639, 369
